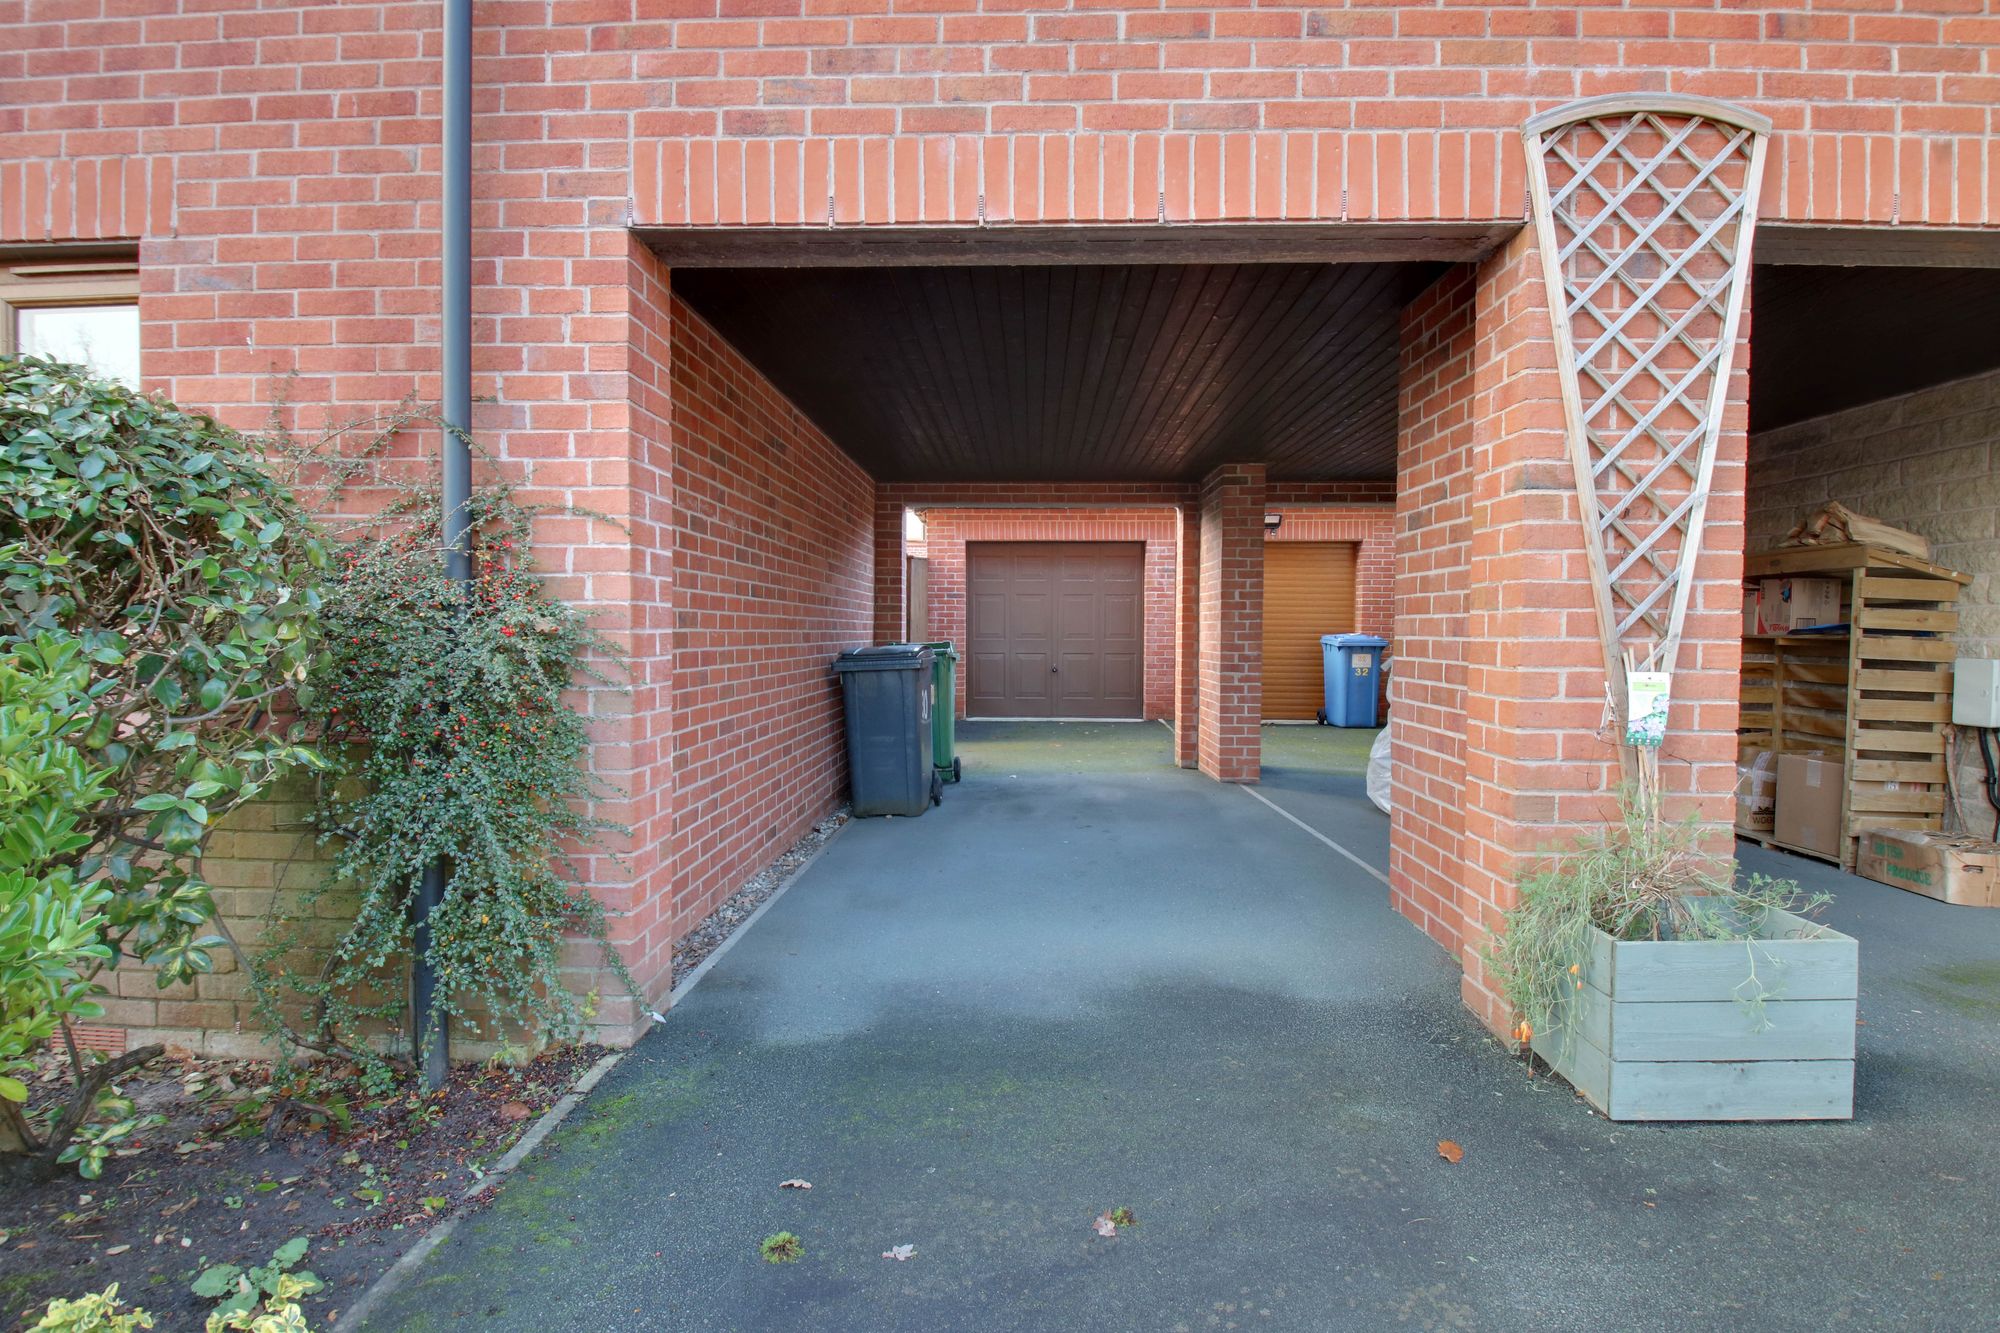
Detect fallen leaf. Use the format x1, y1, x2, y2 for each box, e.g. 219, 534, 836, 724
1092, 1213, 1118, 1238
497, 1101, 533, 1122
104, 1244, 130, 1256
1437, 1140, 1465, 1164
882, 1244, 916, 1261
779, 1179, 812, 1191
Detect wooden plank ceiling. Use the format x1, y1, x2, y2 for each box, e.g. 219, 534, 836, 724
671, 262, 1440, 483
1750, 264, 2000, 433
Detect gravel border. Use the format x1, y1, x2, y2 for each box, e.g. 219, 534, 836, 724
671, 809, 849, 987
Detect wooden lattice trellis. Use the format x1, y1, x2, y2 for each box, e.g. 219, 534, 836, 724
1522, 94, 1771, 756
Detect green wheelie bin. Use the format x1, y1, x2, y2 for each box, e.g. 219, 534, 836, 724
921, 641, 961, 783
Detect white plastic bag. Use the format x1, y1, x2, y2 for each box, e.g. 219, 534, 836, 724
1366, 727, 1392, 815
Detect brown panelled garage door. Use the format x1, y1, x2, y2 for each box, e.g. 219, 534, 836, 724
967, 542, 1144, 718
1262, 541, 1357, 720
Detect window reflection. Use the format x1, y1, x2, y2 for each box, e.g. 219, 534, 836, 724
13, 303, 141, 389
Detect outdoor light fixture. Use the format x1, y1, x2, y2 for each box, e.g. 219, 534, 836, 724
1264, 513, 1283, 533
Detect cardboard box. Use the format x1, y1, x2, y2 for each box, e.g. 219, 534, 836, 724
1741, 584, 1762, 637
1773, 752, 1844, 857
1735, 752, 1776, 833
1757, 576, 1843, 634
1855, 830, 2000, 907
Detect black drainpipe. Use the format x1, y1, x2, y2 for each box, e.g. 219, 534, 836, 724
414, 0, 472, 1092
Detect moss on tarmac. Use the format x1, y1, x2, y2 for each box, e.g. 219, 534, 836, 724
367, 722, 2000, 1332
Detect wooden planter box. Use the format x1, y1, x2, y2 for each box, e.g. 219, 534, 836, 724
1531, 906, 1858, 1121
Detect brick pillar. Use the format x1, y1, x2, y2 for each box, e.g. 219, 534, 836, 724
1390, 267, 1475, 961
1440, 229, 1750, 1037
873, 497, 906, 642
1196, 464, 1265, 782
1174, 502, 1200, 768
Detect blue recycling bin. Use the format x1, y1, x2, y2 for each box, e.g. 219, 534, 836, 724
1319, 634, 1389, 727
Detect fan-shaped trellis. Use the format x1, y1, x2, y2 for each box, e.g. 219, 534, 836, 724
1522, 94, 1771, 756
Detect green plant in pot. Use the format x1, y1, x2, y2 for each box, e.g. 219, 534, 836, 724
1486, 784, 1857, 1122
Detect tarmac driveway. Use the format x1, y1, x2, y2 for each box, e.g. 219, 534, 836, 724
368, 721, 2000, 1332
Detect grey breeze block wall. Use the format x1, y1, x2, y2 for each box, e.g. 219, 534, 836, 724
1747, 367, 2000, 839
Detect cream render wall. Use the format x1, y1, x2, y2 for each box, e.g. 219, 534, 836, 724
1746, 367, 2000, 837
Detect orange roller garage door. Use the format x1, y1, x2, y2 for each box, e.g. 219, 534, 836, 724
1261, 541, 1357, 721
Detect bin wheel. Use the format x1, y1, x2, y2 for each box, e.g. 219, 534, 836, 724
952, 756, 962, 783
1316, 708, 1328, 726
930, 773, 944, 806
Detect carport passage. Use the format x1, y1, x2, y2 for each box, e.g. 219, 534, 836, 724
369, 722, 2000, 1332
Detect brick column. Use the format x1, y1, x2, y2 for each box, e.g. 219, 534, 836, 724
1441, 229, 1750, 1037
873, 497, 906, 642
1390, 267, 1476, 960
1196, 464, 1265, 782
1174, 502, 1200, 768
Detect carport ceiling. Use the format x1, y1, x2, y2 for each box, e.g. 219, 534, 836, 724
672, 262, 1441, 483
1750, 265, 2000, 433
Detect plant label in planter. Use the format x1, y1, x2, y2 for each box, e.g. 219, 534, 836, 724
1624, 672, 1671, 748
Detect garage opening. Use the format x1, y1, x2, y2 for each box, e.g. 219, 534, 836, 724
966, 541, 1144, 719
1262, 541, 1358, 721
663, 242, 1454, 777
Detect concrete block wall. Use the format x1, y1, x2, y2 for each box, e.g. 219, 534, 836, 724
1747, 367, 2000, 836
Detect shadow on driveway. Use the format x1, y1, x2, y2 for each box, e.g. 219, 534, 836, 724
368, 721, 2000, 1332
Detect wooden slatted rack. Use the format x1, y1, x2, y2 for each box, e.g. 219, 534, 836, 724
1738, 542, 1970, 869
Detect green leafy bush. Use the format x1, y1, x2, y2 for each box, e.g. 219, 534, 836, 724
0, 637, 166, 1179
0, 638, 116, 1106
0, 355, 327, 1179
28, 1284, 155, 1332
192, 1236, 322, 1327
201, 1274, 313, 1333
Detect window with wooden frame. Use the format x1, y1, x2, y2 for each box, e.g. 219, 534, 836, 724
1, 253, 141, 388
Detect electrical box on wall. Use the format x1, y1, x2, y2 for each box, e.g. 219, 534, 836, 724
1953, 659, 2000, 728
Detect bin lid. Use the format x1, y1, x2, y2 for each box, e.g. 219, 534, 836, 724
919, 639, 960, 661
1322, 633, 1389, 649
833, 643, 935, 673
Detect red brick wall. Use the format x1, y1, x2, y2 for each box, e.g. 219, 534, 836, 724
908, 495, 1392, 723
667, 296, 876, 940
919, 507, 1179, 720
0, 0, 1965, 1048
1174, 503, 1200, 767
1390, 267, 1476, 959
1403, 232, 1749, 1036
598, 236, 679, 1021
6, 5, 2000, 248
618, 7, 2000, 231
1197, 463, 1266, 782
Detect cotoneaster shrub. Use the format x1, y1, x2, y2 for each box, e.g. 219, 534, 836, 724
249, 416, 631, 1066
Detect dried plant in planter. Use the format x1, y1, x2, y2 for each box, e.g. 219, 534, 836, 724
1485, 783, 1829, 1052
